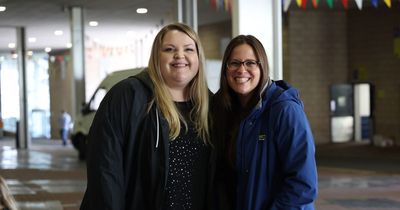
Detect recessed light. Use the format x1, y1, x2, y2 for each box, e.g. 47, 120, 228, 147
54, 30, 63, 36
27, 51, 33, 56
66, 43, 72, 48
8, 43, 16, 49
89, 21, 98, 27
0, 6, 6, 12
45, 47, 52, 53
28, 37, 37, 43
136, 8, 148, 14
126, 31, 136, 37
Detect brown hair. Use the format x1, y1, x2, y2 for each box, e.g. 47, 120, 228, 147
219, 35, 270, 111
216, 35, 270, 166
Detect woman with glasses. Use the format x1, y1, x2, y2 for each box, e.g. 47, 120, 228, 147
213, 35, 317, 210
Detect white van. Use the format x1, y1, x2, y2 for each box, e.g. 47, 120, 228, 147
71, 68, 144, 160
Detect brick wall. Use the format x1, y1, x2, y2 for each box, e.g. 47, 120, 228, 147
197, 9, 400, 145
199, 20, 232, 60
348, 8, 400, 144
285, 10, 348, 144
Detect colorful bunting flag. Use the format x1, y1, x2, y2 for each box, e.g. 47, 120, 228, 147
296, 0, 307, 9
371, 0, 378, 8
312, 0, 320, 8
326, 0, 333, 8
354, 0, 363, 9
301, 0, 307, 9
224, 0, 230, 11
342, 0, 348, 9
283, 0, 292, 12
206, 0, 231, 13
383, 0, 391, 8
210, 0, 217, 9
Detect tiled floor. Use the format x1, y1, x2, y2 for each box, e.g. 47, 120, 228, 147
1, 137, 400, 210
0, 138, 86, 210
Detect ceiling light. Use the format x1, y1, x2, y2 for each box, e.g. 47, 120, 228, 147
89, 21, 98, 27
27, 51, 33, 56
0, 6, 6, 12
66, 43, 72, 48
45, 47, 52, 53
136, 8, 148, 14
54, 30, 63, 36
28, 37, 37, 43
126, 31, 136, 37
8, 43, 16, 48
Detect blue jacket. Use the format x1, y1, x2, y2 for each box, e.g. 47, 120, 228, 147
235, 80, 317, 210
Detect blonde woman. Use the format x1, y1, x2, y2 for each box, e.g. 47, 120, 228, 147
81, 23, 213, 210
0, 176, 17, 210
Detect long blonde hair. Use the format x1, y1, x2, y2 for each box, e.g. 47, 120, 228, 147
0, 176, 18, 210
147, 23, 210, 143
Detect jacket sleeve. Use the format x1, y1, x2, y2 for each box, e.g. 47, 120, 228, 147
80, 80, 137, 210
270, 102, 318, 210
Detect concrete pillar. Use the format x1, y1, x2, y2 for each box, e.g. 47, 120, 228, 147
231, 0, 282, 80
16, 27, 30, 149
69, 6, 86, 118
176, 0, 198, 32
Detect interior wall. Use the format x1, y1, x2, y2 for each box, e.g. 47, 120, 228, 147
285, 10, 348, 144
199, 20, 232, 60
348, 8, 400, 145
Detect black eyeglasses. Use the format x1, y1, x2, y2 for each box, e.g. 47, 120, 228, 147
227, 60, 260, 71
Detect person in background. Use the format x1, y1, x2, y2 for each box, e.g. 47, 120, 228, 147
80, 23, 213, 210
213, 35, 317, 210
0, 176, 18, 210
58, 110, 71, 146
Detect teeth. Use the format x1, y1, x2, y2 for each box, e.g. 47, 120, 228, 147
172, 63, 187, 67
235, 77, 249, 83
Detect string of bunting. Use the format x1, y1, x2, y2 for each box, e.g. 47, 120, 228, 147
208, 0, 397, 13
284, 0, 397, 12
206, 0, 232, 13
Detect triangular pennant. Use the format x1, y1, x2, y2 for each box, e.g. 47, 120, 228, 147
224, 0, 229, 11
342, 0, 348, 9
326, 0, 333, 8
283, 0, 292, 12
354, 0, 363, 9
210, 0, 217, 9
296, 0, 302, 7
312, 0, 320, 8
371, 0, 378, 8
383, 0, 391, 8
301, 0, 307, 9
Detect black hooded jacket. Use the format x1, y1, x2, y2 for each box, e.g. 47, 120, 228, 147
80, 70, 215, 210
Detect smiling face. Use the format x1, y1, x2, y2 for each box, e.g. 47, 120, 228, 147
226, 43, 261, 106
159, 30, 199, 95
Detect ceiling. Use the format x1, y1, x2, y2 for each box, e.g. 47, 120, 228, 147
0, 0, 231, 52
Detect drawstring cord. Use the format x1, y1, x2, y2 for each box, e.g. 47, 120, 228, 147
155, 108, 160, 148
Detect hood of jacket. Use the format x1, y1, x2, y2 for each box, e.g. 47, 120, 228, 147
133, 68, 153, 92
259, 80, 304, 113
